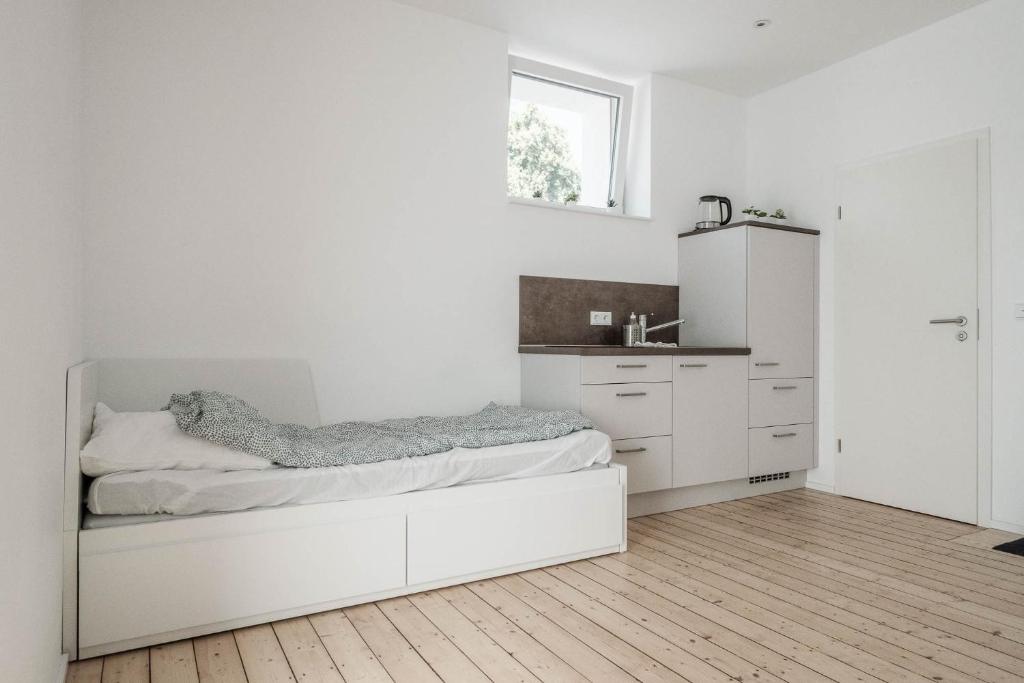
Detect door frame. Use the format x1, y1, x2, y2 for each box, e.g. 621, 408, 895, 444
834, 129, 993, 529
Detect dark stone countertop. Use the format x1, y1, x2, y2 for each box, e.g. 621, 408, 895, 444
678, 219, 820, 238
518, 345, 751, 356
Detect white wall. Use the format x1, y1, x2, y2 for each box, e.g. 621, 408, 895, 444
83, 0, 745, 423
746, 0, 1024, 530
0, 0, 82, 678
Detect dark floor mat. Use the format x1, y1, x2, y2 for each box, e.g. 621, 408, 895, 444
992, 538, 1024, 556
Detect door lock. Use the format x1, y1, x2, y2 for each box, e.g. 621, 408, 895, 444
957, 330, 968, 342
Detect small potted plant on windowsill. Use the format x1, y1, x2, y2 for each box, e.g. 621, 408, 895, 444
531, 189, 543, 199
768, 209, 788, 224
564, 191, 580, 206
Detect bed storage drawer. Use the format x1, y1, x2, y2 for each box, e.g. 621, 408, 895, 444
78, 511, 406, 651
581, 355, 672, 384
749, 378, 813, 428
580, 382, 672, 440
748, 423, 814, 476
406, 469, 624, 585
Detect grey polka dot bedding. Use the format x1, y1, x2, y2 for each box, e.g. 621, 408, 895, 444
168, 390, 594, 468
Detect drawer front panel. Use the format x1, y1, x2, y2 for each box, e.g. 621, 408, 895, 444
749, 378, 814, 428
611, 436, 672, 494
79, 514, 406, 648
580, 382, 672, 440
407, 481, 623, 585
749, 423, 814, 476
581, 356, 671, 384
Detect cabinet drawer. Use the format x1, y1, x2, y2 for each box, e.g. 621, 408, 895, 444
611, 436, 672, 494
580, 382, 672, 440
749, 423, 814, 476
581, 356, 671, 384
749, 378, 813, 428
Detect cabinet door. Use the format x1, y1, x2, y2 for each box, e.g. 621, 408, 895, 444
672, 356, 748, 487
747, 229, 816, 379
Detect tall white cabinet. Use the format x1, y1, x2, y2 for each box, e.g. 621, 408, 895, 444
678, 222, 819, 478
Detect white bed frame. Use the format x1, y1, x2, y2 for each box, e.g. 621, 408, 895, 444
62, 359, 626, 660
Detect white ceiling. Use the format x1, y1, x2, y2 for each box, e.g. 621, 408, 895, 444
392, 0, 988, 95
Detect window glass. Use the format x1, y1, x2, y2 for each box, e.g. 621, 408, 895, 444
507, 72, 620, 209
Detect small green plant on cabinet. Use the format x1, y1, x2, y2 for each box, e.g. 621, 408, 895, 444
607, 198, 618, 208
531, 189, 543, 199
564, 191, 580, 205
741, 205, 757, 216
771, 208, 787, 219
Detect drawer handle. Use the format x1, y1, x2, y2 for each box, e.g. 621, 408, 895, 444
772, 432, 798, 438
755, 361, 780, 367
772, 385, 798, 390
680, 363, 708, 368
616, 363, 648, 369
615, 447, 647, 454
615, 392, 647, 397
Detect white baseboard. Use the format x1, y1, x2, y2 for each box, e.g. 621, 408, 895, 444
985, 518, 1024, 535
56, 652, 68, 683
627, 472, 807, 518
805, 480, 835, 493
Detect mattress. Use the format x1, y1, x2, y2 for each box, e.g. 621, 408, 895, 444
86, 429, 611, 521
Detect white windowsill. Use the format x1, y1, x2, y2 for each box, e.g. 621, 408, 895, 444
508, 197, 652, 222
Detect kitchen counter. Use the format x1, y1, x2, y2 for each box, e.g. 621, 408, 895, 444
518, 345, 751, 356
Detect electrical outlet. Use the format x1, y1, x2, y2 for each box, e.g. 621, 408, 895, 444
590, 311, 612, 326
1015, 303, 1024, 319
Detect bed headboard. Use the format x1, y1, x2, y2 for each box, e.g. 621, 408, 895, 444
62, 358, 320, 657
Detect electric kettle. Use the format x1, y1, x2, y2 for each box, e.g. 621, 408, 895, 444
696, 195, 732, 230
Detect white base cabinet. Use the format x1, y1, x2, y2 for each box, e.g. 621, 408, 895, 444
522, 352, 750, 497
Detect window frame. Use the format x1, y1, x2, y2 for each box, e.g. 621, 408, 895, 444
507, 56, 634, 214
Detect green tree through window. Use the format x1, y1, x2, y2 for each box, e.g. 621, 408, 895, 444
507, 104, 581, 202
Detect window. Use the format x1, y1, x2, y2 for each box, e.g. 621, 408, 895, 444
507, 57, 633, 213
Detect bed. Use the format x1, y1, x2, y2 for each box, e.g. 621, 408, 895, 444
62, 359, 626, 660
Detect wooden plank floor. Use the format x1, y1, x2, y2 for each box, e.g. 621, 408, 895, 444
67, 489, 1024, 683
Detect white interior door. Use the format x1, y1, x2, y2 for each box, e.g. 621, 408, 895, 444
836, 136, 979, 523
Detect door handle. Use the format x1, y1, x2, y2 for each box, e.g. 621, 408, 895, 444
615, 447, 647, 454
615, 392, 647, 397
929, 316, 967, 326
755, 361, 780, 367
772, 432, 798, 438
616, 364, 648, 368
679, 363, 707, 368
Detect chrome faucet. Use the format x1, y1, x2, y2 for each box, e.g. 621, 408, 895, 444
638, 314, 685, 344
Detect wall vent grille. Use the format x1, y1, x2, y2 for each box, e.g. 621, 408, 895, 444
749, 472, 791, 484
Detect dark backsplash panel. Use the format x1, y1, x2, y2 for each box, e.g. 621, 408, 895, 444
519, 275, 680, 345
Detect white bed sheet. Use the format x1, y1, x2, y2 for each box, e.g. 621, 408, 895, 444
86, 430, 612, 519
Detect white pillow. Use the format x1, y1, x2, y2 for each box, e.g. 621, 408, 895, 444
80, 403, 275, 476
